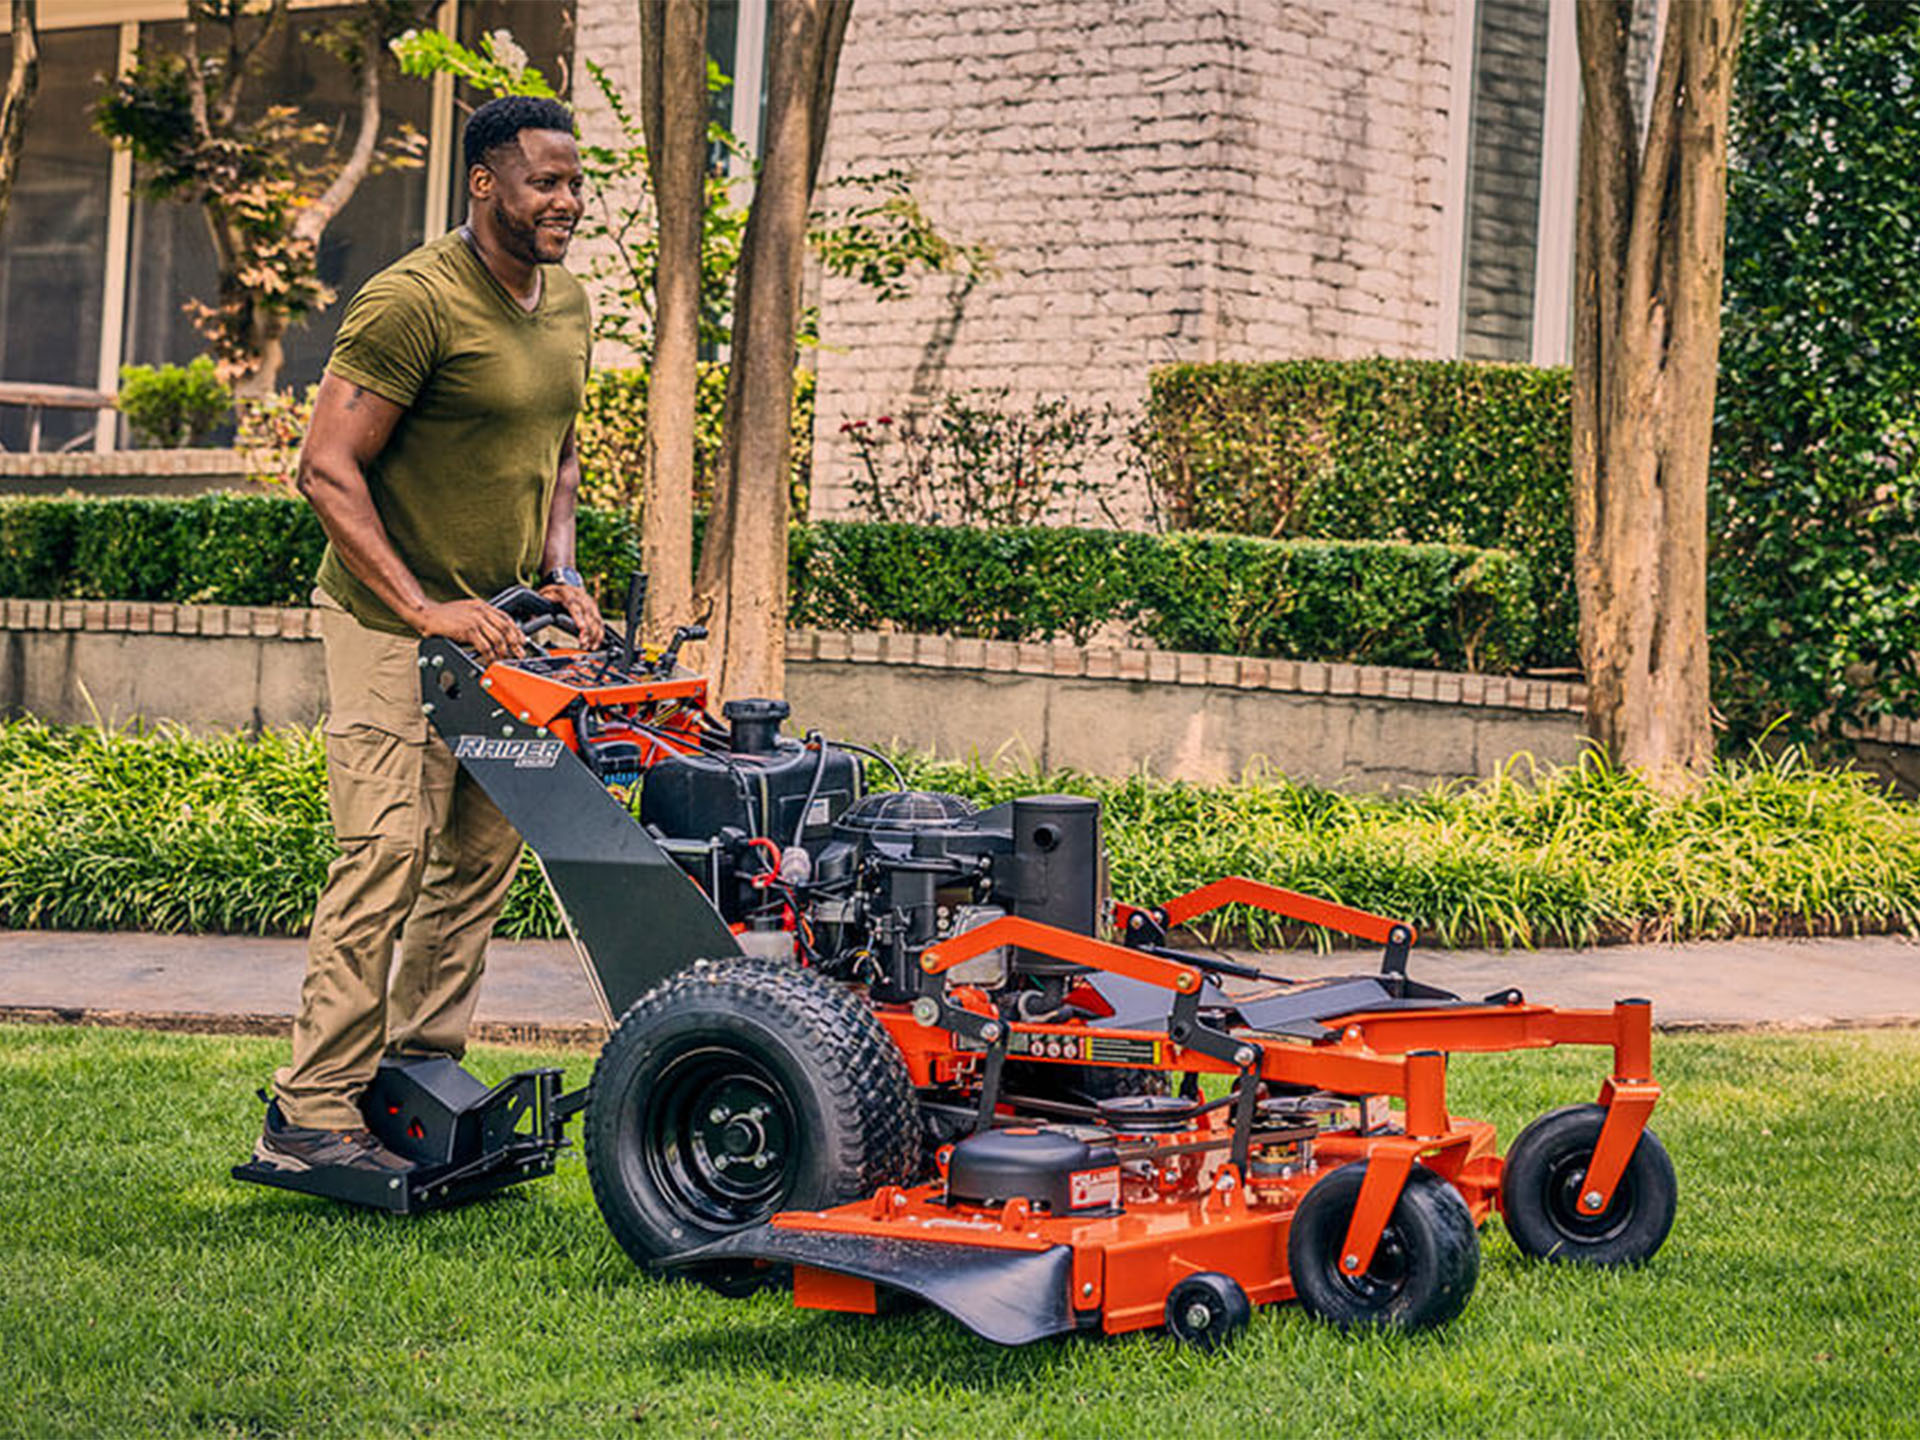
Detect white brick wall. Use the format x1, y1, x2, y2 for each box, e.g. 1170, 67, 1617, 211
572, 0, 650, 371
570, 0, 1460, 516
808, 0, 1457, 517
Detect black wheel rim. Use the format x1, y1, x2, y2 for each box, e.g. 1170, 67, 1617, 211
1333, 1223, 1411, 1305
641, 1041, 801, 1229
1176, 1294, 1222, 1337
1543, 1151, 1637, 1243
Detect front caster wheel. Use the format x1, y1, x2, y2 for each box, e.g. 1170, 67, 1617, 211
1500, 1103, 1676, 1266
1164, 1272, 1252, 1351
583, 957, 920, 1287
1288, 1163, 1480, 1331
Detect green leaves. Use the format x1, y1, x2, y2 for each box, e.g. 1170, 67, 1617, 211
887, 745, 1920, 950
1712, 0, 1920, 742
4, 722, 1915, 950
1145, 360, 1577, 668
790, 521, 1535, 667
117, 358, 234, 450
0, 495, 1528, 671
389, 27, 555, 97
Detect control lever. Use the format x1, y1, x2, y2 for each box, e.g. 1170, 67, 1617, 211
618, 572, 648, 672
485, 585, 578, 650
652, 624, 708, 677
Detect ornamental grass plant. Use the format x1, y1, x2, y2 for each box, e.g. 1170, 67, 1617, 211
2, 719, 1915, 950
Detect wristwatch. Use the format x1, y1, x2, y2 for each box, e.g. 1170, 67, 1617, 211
539, 565, 583, 589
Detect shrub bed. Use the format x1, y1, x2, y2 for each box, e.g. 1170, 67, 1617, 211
0, 496, 1536, 673
1146, 359, 1576, 667
3, 719, 1915, 949
0, 493, 642, 612
794, 522, 1534, 667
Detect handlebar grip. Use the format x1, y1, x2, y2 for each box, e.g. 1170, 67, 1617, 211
487, 584, 578, 639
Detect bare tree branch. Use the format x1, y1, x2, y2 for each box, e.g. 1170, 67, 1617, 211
639, 0, 709, 636
1624, 0, 1686, 324
0, 0, 40, 234
182, 3, 213, 143
292, 13, 382, 246
214, 0, 288, 132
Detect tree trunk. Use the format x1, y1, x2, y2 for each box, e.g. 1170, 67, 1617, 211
637, 0, 707, 640
0, 0, 40, 234
698, 0, 851, 702
1572, 0, 1743, 789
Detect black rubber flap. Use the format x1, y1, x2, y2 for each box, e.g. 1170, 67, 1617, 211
664, 1225, 1078, 1346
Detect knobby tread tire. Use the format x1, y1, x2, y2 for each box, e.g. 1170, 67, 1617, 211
584, 957, 920, 1270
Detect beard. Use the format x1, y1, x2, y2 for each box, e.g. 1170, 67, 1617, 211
491, 198, 571, 265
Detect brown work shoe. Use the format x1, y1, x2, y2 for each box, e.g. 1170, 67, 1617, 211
254, 1102, 413, 1175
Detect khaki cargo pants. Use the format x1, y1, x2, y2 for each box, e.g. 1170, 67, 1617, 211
274, 593, 523, 1130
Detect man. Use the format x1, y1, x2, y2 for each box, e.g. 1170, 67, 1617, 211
255, 96, 606, 1174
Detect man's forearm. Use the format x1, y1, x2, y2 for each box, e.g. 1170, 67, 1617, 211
541, 445, 583, 575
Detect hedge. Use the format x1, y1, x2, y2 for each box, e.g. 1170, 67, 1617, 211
0, 495, 1535, 672
1146, 359, 1575, 667
792, 522, 1536, 670
0, 494, 641, 611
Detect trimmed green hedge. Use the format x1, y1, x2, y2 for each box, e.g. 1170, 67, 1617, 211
0, 494, 641, 610
1147, 359, 1575, 666
0, 495, 1534, 672
793, 522, 1536, 670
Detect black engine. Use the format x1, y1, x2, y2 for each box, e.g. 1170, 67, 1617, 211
636, 698, 1103, 1007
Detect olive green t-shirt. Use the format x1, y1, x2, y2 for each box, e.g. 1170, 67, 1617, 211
315, 230, 591, 634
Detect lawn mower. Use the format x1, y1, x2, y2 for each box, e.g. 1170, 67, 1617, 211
236, 580, 1677, 1348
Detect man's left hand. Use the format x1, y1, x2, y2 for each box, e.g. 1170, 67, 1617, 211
537, 582, 607, 650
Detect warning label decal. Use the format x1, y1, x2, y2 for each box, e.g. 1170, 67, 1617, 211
1069, 1166, 1120, 1209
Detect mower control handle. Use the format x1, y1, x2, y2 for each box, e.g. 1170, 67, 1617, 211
487, 584, 580, 640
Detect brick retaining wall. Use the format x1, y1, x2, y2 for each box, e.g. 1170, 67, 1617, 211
8, 597, 1916, 789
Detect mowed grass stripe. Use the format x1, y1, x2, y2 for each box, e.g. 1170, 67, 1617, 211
0, 1025, 1915, 1438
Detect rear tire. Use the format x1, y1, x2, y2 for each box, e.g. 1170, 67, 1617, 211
1500, 1103, 1676, 1266
584, 958, 920, 1285
1288, 1163, 1479, 1331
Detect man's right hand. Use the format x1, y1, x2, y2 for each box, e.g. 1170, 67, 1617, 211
416, 598, 527, 665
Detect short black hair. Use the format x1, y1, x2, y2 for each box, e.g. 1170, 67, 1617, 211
463, 96, 576, 172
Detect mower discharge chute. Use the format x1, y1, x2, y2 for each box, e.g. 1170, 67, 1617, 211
243, 584, 1678, 1348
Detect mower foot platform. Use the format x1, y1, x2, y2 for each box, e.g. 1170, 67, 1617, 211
232, 1055, 571, 1215
663, 1226, 1079, 1346
231, 1141, 558, 1214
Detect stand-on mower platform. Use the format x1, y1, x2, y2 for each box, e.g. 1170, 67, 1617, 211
232, 1055, 573, 1214
235, 580, 1677, 1348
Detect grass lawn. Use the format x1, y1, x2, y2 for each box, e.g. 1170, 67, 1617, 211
2, 1023, 1916, 1439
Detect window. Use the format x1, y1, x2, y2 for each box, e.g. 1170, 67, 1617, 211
121, 10, 435, 392
0, 25, 118, 451
1450, 0, 1613, 365
0, 0, 580, 452
1458, 0, 1551, 362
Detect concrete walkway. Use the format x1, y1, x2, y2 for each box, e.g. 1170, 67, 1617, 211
1, 928, 1915, 1046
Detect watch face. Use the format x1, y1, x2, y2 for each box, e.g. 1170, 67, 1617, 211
545, 567, 583, 588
